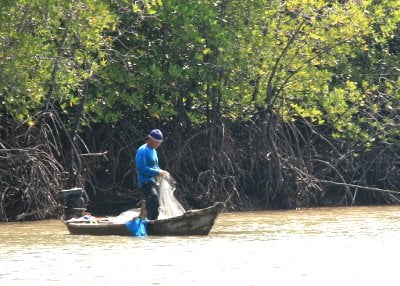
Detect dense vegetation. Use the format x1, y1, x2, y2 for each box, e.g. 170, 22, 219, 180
1, 0, 400, 221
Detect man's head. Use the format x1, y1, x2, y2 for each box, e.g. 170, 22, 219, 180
147, 129, 163, 148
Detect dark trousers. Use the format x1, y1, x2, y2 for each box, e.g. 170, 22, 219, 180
140, 182, 159, 220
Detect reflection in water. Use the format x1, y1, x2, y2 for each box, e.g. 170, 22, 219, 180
1, 206, 400, 285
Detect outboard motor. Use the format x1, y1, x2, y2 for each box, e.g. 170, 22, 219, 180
58, 187, 87, 220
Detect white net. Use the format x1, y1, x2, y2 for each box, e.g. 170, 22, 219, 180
158, 176, 185, 219
112, 209, 140, 224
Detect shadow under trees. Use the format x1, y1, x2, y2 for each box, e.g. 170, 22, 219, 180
1, 108, 400, 221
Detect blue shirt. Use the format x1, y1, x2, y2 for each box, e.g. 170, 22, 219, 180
135, 143, 160, 188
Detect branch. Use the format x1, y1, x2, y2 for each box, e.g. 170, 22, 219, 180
318, 179, 400, 195
78, 151, 108, 158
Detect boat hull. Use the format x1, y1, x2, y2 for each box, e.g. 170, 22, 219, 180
64, 202, 224, 236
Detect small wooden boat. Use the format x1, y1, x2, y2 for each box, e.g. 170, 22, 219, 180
63, 202, 224, 236
58, 188, 224, 236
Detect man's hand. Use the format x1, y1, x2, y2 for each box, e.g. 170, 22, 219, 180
158, 170, 169, 178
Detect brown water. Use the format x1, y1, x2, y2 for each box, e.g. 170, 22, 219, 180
1, 205, 400, 285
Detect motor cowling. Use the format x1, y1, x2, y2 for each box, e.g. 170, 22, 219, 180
58, 187, 87, 219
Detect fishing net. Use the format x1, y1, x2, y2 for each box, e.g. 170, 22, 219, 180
158, 176, 185, 219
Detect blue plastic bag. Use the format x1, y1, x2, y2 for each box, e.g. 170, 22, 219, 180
125, 218, 147, 237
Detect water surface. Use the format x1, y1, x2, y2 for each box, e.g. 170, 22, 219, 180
1, 205, 400, 285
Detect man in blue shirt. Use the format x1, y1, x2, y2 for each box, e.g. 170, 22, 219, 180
135, 129, 169, 220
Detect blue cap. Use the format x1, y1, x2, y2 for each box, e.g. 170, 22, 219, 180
148, 129, 163, 142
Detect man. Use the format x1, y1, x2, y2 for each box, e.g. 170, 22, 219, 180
135, 129, 169, 220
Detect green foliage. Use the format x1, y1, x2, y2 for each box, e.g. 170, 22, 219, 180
218, 0, 400, 147
91, 0, 231, 125
1, 0, 400, 146
0, 0, 117, 128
